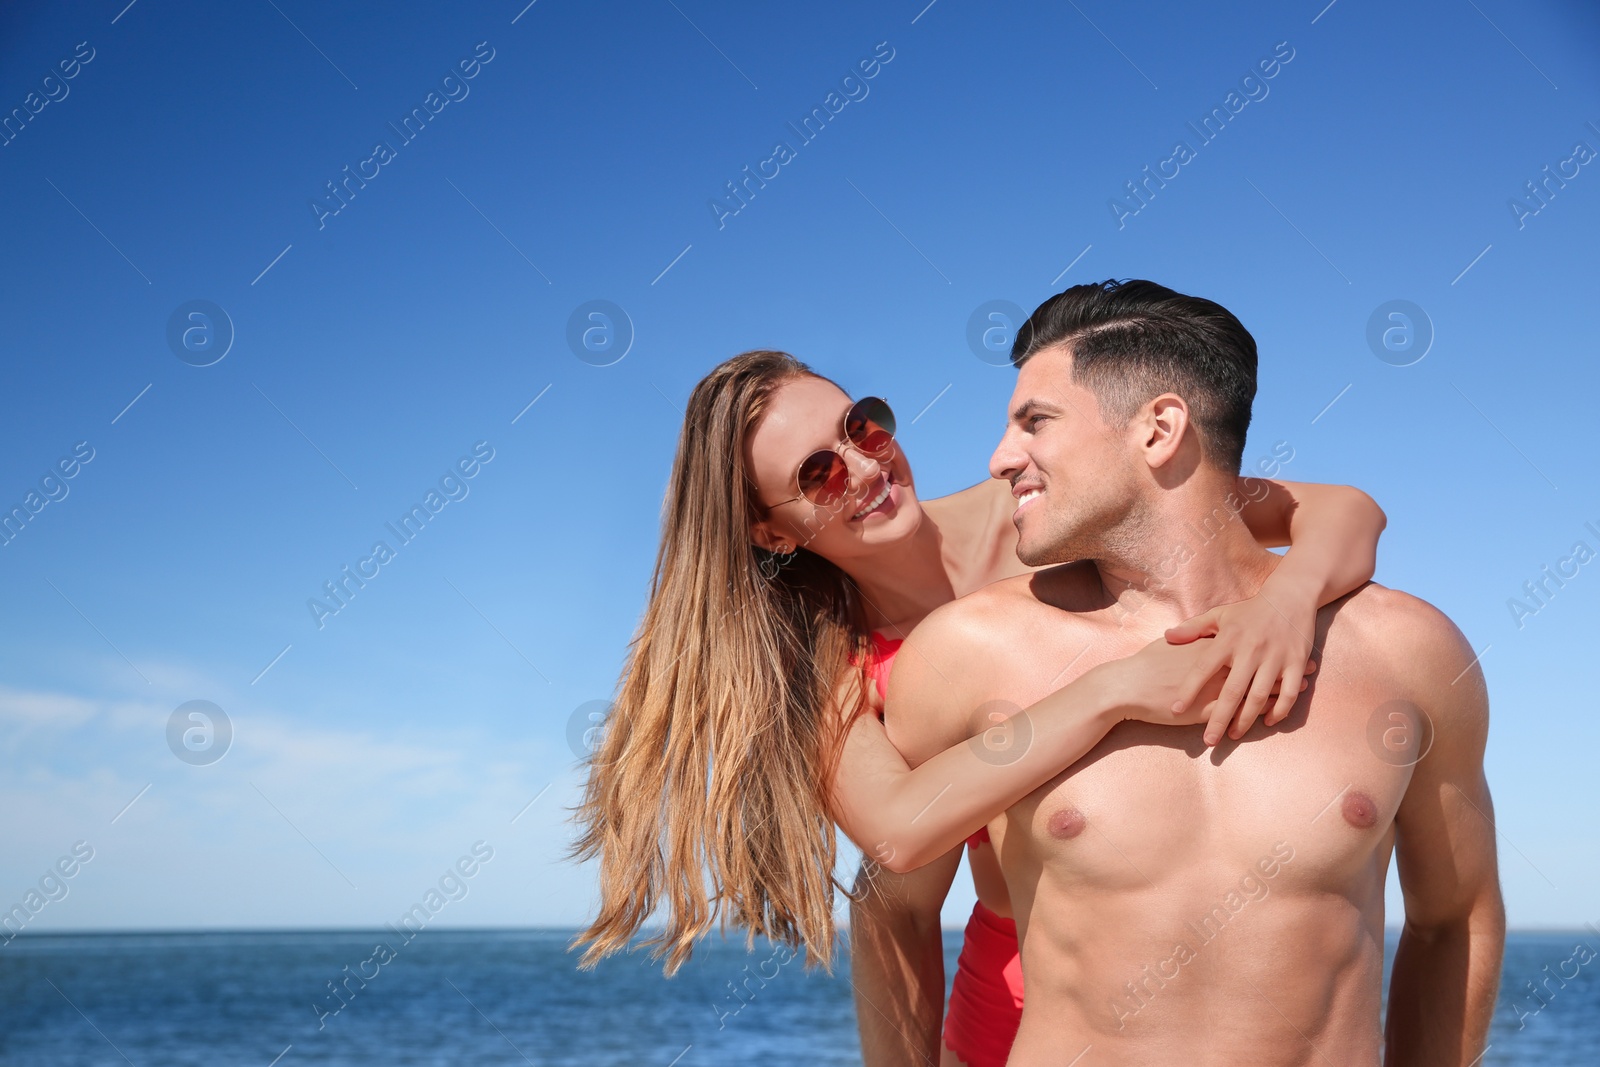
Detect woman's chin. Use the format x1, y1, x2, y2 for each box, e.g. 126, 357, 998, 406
805, 502, 918, 564
859, 489, 923, 543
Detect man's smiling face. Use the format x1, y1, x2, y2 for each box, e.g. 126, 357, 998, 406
988, 344, 1143, 567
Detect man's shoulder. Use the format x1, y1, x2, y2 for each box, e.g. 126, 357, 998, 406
904, 560, 1099, 659
1330, 582, 1465, 643
1326, 581, 1479, 695
884, 562, 1100, 760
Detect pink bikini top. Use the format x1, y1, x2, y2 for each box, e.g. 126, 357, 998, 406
858, 631, 991, 850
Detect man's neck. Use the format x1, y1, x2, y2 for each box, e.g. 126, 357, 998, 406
1091, 484, 1281, 628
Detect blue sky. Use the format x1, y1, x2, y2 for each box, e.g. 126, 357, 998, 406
1, 0, 1596, 936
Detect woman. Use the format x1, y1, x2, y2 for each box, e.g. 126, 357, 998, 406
572, 350, 1384, 1064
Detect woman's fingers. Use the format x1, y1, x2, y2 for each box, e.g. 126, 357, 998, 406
1203, 668, 1253, 745
1166, 608, 1222, 645
1265, 658, 1313, 725
1173, 649, 1227, 715
1203, 691, 1238, 747
1228, 666, 1280, 740
1266, 678, 1300, 726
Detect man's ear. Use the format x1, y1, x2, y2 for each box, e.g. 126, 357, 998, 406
1140, 394, 1193, 469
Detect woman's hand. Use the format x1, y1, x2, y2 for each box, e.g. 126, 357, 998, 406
1095, 636, 1310, 735
1165, 591, 1320, 746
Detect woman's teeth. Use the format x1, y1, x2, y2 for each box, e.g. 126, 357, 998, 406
852, 481, 892, 520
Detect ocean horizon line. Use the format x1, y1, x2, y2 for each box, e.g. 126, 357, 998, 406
6, 923, 1595, 938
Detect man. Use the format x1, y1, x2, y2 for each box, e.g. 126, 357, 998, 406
870, 280, 1503, 1064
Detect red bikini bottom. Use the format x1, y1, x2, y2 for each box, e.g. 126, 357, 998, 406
942, 900, 1024, 1066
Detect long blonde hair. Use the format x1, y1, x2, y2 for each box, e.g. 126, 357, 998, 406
571, 351, 870, 974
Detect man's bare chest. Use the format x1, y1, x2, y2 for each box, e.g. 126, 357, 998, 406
995, 653, 1417, 896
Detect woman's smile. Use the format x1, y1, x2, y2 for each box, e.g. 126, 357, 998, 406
849, 475, 897, 522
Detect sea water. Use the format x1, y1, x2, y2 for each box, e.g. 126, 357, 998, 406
1, 929, 1594, 1064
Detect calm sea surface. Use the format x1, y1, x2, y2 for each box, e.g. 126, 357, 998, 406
1, 929, 1594, 1064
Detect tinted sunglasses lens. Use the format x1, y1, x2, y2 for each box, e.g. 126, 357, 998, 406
848, 397, 896, 457
797, 450, 849, 506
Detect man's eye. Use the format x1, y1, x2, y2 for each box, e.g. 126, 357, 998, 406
1028, 415, 1046, 430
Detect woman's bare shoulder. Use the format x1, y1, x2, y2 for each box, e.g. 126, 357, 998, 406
922, 476, 1011, 526
923, 477, 1026, 582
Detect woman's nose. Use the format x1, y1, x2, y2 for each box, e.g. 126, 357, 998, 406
842, 443, 881, 488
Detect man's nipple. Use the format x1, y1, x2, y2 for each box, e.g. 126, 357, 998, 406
1341, 790, 1379, 830
1047, 806, 1087, 840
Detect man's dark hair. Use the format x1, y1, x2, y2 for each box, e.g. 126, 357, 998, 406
1011, 279, 1258, 473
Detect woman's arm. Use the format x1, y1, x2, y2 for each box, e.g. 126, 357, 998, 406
1235, 478, 1387, 607
831, 678, 1117, 874
828, 633, 1262, 874
831, 479, 1378, 873
1169, 478, 1386, 744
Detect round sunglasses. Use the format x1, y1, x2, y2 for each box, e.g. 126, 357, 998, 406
761, 396, 897, 510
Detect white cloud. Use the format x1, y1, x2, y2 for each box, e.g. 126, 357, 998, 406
0, 685, 98, 727
0, 671, 587, 928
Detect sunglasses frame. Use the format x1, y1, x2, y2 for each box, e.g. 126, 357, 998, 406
759, 396, 897, 511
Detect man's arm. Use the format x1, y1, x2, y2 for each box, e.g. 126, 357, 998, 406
849, 848, 962, 1067
1386, 605, 1505, 1065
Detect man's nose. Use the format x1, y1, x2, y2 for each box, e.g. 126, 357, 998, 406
989, 427, 1022, 482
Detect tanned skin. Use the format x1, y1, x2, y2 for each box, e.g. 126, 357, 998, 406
742, 376, 1387, 1066
884, 345, 1503, 1066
